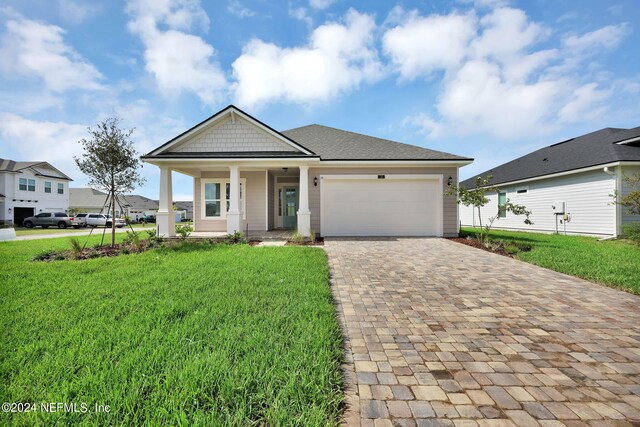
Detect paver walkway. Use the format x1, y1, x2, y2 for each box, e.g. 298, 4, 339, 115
325, 237, 640, 427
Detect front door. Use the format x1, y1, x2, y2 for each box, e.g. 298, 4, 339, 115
282, 187, 298, 229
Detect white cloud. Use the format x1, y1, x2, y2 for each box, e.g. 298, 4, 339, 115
458, 0, 511, 9
57, 0, 102, 24
563, 23, 630, 52
471, 7, 546, 60
232, 9, 383, 107
390, 5, 631, 139
289, 6, 313, 28
438, 60, 560, 137
309, 0, 336, 10
227, 0, 255, 18
383, 11, 476, 80
0, 113, 87, 179
403, 113, 445, 139
126, 0, 227, 105
0, 15, 103, 92
558, 83, 611, 123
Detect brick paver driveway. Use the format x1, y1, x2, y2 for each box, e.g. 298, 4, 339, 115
325, 238, 640, 427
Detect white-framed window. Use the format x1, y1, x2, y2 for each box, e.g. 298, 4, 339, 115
58, 183, 64, 194
45, 181, 52, 193
19, 178, 35, 192
201, 179, 246, 220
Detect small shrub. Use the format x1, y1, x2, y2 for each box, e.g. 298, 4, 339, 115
87, 249, 100, 259
124, 231, 144, 252
504, 244, 520, 255
32, 249, 57, 262
69, 237, 83, 258
623, 223, 640, 245
121, 246, 130, 255
290, 230, 305, 245
308, 228, 316, 243
224, 231, 245, 244
175, 223, 193, 240
483, 239, 504, 252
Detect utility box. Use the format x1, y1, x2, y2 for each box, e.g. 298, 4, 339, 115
552, 201, 565, 214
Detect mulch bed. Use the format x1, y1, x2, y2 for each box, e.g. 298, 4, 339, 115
447, 237, 513, 258
285, 237, 324, 246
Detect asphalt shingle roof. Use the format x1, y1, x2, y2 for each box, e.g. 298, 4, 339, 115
460, 126, 640, 187
0, 158, 72, 180
281, 125, 471, 161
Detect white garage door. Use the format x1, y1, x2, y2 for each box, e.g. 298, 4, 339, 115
321, 175, 442, 236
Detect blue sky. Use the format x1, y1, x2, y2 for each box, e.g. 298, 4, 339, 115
0, 0, 638, 201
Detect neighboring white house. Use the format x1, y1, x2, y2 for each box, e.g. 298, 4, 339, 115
141, 105, 473, 237
459, 126, 640, 237
0, 159, 72, 226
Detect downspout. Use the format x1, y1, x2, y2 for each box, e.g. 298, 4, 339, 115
603, 167, 618, 238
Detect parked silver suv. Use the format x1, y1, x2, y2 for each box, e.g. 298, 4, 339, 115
23, 212, 72, 229
85, 213, 126, 228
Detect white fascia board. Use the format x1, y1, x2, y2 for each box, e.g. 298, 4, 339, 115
616, 136, 640, 145
148, 107, 314, 156
142, 157, 321, 169
484, 161, 640, 188
316, 160, 473, 167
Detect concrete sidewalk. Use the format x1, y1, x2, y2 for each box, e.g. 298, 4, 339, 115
14, 226, 155, 241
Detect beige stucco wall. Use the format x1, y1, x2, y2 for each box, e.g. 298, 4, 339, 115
194, 171, 267, 232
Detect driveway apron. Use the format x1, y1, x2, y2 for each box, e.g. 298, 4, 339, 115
325, 237, 640, 427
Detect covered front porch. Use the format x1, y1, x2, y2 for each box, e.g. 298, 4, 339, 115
155, 162, 314, 238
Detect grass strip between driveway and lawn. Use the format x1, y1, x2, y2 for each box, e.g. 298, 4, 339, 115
461, 227, 640, 295
0, 235, 344, 426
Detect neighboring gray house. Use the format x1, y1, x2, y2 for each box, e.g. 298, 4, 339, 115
459, 126, 640, 237
70, 188, 159, 221
174, 201, 193, 221
142, 105, 472, 237
0, 158, 72, 226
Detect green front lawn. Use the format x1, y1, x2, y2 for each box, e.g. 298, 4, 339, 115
461, 227, 640, 294
0, 236, 343, 426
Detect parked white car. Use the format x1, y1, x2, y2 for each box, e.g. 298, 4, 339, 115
85, 213, 126, 228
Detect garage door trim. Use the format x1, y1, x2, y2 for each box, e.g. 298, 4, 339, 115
320, 174, 443, 237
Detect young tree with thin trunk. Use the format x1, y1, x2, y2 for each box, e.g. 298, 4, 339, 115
447, 175, 533, 242
74, 116, 145, 247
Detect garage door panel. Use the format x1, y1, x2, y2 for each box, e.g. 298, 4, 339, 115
322, 177, 441, 237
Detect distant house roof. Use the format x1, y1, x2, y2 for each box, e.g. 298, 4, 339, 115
142, 105, 472, 162
281, 125, 471, 161
0, 158, 72, 180
69, 188, 111, 210
174, 201, 193, 211
120, 194, 158, 210
70, 188, 160, 211
461, 126, 640, 187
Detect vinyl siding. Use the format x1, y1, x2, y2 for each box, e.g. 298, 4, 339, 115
193, 171, 267, 232
459, 169, 616, 236
621, 165, 640, 228
309, 167, 458, 237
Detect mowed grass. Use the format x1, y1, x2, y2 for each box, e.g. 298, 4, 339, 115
461, 227, 640, 294
14, 227, 87, 236
0, 236, 344, 426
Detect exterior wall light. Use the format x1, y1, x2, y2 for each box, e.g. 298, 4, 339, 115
447, 176, 453, 187
314, 176, 318, 186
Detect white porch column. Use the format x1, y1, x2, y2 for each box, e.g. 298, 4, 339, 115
156, 165, 176, 237
227, 165, 242, 234
297, 165, 311, 236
